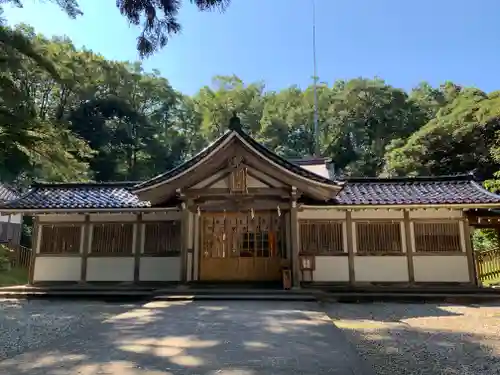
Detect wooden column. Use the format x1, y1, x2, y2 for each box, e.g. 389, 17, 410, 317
463, 219, 477, 285
346, 210, 355, 285
403, 210, 415, 283
180, 201, 191, 283
80, 215, 90, 282
133, 213, 144, 283
28, 217, 40, 285
290, 200, 300, 288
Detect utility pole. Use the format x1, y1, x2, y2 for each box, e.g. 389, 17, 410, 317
312, 0, 320, 157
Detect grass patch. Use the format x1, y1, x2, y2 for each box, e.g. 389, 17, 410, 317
0, 267, 29, 287
482, 276, 500, 287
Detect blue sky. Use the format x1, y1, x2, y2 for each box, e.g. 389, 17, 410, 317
3, 0, 500, 95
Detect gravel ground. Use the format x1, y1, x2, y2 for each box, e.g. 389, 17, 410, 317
325, 302, 500, 375
0, 299, 134, 361
0, 299, 499, 374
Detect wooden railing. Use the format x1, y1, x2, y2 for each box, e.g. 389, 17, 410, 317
5, 244, 32, 269
476, 249, 500, 285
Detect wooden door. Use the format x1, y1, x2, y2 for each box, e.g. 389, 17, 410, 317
200, 211, 284, 281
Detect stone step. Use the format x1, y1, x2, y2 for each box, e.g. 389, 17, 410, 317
153, 294, 317, 301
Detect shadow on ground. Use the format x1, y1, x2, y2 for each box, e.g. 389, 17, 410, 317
0, 300, 369, 375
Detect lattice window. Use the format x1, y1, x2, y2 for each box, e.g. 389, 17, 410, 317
299, 220, 344, 254
40, 225, 81, 254
144, 221, 181, 256
414, 222, 462, 253
91, 223, 133, 255
356, 222, 402, 254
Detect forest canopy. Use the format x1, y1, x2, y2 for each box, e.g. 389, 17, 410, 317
1, 23, 500, 190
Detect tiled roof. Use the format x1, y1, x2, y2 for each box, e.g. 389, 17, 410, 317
134, 131, 234, 190
335, 175, 500, 205
237, 130, 339, 185
0, 184, 19, 202
135, 125, 340, 190
0, 182, 150, 210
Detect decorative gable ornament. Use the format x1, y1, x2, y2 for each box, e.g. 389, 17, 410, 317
229, 155, 248, 194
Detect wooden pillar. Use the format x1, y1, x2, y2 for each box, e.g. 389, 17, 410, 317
290, 200, 300, 288
403, 210, 415, 284
463, 219, 477, 285
133, 214, 144, 283
80, 215, 90, 282
180, 201, 191, 283
28, 217, 40, 285
346, 210, 355, 285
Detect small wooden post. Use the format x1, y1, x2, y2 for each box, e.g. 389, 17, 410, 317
403, 210, 415, 283
28, 217, 39, 285
463, 219, 477, 285
346, 210, 355, 285
80, 215, 90, 283
290, 199, 300, 288
133, 213, 144, 283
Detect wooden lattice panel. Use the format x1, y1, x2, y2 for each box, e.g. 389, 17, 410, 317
40, 225, 81, 254
299, 220, 344, 254
414, 222, 461, 252
356, 222, 402, 254
143, 221, 181, 256
91, 223, 134, 255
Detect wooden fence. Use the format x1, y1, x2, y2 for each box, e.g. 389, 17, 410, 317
6, 244, 32, 269
476, 248, 500, 285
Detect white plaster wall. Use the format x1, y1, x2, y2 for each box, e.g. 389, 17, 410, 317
300, 164, 330, 178
86, 257, 134, 281
33, 257, 81, 282
0, 214, 22, 224
191, 171, 226, 188
409, 209, 463, 219
247, 168, 284, 187
38, 214, 85, 223
313, 256, 349, 282
247, 175, 268, 188
140, 257, 181, 281
354, 256, 409, 282
413, 255, 470, 282
298, 209, 346, 220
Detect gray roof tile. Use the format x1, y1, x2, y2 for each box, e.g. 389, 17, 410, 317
335, 175, 500, 205
0, 182, 150, 210
0, 184, 19, 202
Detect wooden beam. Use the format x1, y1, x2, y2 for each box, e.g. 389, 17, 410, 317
403, 210, 415, 283
463, 219, 478, 285
345, 210, 355, 285
28, 217, 40, 285
133, 214, 144, 283
185, 187, 291, 198
290, 198, 300, 288
180, 200, 191, 283
80, 215, 90, 282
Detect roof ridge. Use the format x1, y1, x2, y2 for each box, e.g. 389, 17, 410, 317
32, 181, 139, 188
134, 130, 233, 190
342, 174, 475, 183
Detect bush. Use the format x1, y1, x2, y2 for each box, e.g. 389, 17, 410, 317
0, 244, 11, 271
